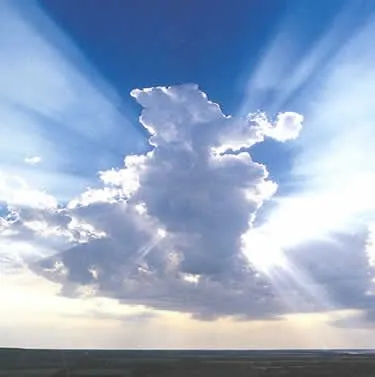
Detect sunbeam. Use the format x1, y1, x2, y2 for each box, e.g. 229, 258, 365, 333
3, 0, 375, 350
242, 225, 360, 348
239, 3, 375, 335
0, 0, 144, 200
242, 226, 334, 313
132, 227, 167, 265
238, 1, 372, 115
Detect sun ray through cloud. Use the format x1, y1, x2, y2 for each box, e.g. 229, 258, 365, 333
0, 0, 144, 201
2, 0, 375, 350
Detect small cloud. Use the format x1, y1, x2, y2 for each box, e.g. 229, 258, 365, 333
24, 156, 42, 165
265, 112, 304, 142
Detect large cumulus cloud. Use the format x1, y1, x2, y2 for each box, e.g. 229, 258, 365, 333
29, 84, 288, 319
3, 84, 375, 321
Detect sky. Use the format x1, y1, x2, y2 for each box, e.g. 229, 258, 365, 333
1, 0, 375, 349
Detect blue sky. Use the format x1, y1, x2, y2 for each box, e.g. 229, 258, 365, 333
37, 0, 325, 177
1, 0, 375, 349
34, 0, 371, 186
39, 0, 283, 110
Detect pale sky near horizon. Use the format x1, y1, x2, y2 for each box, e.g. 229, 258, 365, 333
1, 0, 375, 349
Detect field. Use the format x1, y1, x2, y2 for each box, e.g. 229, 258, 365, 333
1, 348, 375, 376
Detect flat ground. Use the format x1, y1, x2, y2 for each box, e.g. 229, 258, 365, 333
1, 348, 375, 376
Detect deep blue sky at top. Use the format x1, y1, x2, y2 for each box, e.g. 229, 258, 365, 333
36, 0, 350, 184
39, 0, 287, 114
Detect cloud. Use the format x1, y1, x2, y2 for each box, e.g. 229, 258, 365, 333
264, 112, 303, 142
0, 171, 57, 210
0, 84, 303, 320
0, 172, 106, 275
3, 83, 375, 323
24, 156, 42, 165
1, 0, 374, 333
331, 309, 375, 329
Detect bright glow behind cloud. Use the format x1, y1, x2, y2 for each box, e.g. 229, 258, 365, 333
239, 9, 375, 328
267, 17, 375, 248
241, 3, 375, 252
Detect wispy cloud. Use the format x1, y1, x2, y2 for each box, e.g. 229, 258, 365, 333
24, 156, 42, 165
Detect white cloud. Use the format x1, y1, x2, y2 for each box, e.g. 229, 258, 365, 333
24, 156, 41, 165
17, 84, 304, 320
3, 82, 375, 324
264, 112, 303, 142
0, 172, 57, 210
0, 171, 107, 276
